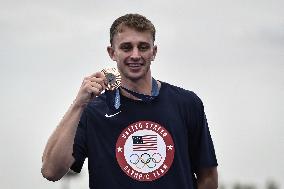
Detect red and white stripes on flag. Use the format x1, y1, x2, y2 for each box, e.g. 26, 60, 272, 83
132, 135, 157, 151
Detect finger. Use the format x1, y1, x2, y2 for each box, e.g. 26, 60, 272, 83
82, 72, 104, 84
97, 71, 108, 86
89, 80, 106, 91
85, 80, 106, 95
89, 81, 104, 92
89, 86, 104, 96
88, 77, 104, 83
89, 72, 107, 86
89, 78, 106, 90
86, 87, 99, 96
88, 72, 105, 79
85, 83, 101, 96
83, 77, 106, 91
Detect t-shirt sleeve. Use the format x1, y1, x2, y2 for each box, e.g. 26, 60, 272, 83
188, 93, 218, 173
70, 110, 88, 173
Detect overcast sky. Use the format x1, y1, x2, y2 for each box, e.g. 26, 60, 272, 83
0, 0, 283, 189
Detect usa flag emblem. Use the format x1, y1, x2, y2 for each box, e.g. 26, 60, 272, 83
132, 135, 157, 151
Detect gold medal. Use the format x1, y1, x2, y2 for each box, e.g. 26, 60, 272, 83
101, 67, 121, 90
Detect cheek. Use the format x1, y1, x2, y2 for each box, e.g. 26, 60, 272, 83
113, 54, 122, 62
144, 52, 154, 60
116, 52, 128, 60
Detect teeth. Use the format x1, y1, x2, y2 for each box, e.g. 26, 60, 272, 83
128, 63, 142, 67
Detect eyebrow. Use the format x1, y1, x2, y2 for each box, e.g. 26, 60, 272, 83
119, 42, 132, 47
119, 42, 151, 46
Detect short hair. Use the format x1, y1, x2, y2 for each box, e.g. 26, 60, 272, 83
110, 13, 156, 45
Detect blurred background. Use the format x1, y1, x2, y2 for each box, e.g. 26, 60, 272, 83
0, 0, 283, 188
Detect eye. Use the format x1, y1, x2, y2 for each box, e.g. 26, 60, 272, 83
138, 44, 150, 51
120, 43, 132, 52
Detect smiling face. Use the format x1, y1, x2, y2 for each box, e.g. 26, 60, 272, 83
107, 26, 157, 83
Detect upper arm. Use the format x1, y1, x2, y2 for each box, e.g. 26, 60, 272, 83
188, 93, 218, 172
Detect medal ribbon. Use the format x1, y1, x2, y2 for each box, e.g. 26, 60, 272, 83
113, 78, 159, 109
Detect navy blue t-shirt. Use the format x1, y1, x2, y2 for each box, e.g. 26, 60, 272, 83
71, 82, 217, 189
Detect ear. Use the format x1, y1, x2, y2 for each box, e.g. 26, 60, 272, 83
107, 46, 116, 61
151, 45, 157, 61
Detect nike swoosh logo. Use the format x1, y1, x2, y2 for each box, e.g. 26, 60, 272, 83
105, 111, 121, 118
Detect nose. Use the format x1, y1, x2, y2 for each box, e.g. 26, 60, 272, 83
130, 47, 141, 61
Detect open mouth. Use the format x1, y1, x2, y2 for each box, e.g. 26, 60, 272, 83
126, 63, 144, 68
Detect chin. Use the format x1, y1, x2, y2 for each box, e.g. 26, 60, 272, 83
126, 73, 145, 81
123, 70, 147, 81
119, 64, 151, 81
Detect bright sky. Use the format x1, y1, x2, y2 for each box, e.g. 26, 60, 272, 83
0, 0, 283, 189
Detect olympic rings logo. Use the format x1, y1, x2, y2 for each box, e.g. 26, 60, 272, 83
129, 153, 163, 169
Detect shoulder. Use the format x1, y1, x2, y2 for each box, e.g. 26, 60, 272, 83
160, 81, 203, 107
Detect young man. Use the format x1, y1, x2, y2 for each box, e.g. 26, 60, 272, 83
41, 13, 218, 189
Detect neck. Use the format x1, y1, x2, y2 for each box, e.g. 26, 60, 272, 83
120, 77, 161, 101
121, 73, 152, 96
